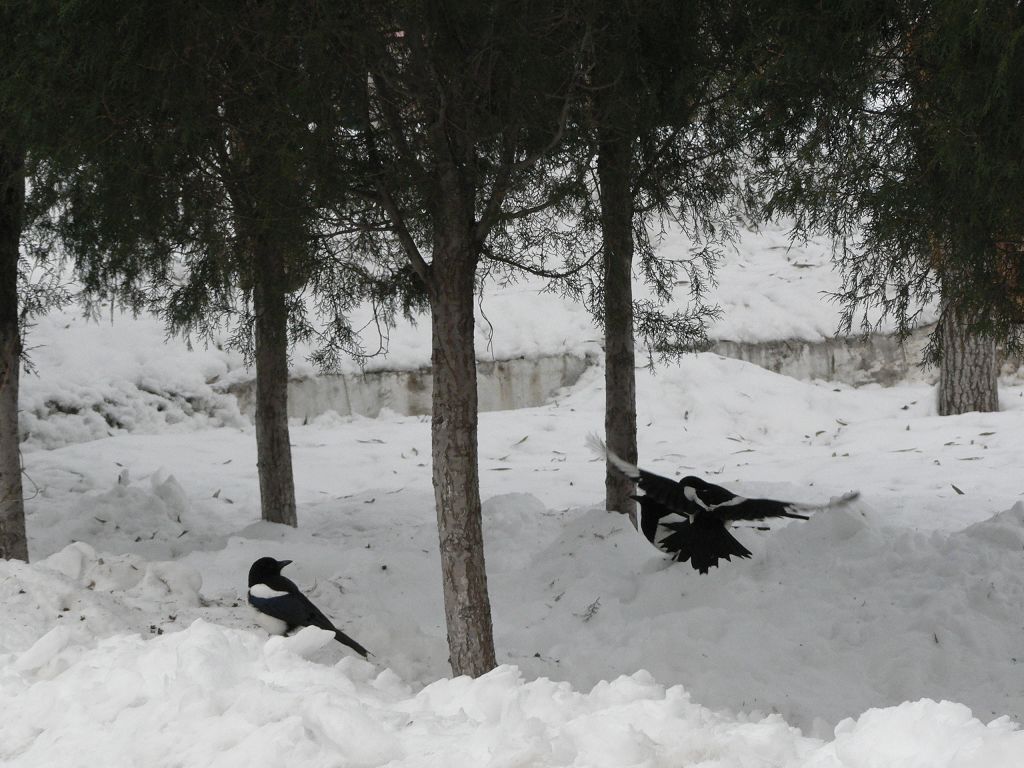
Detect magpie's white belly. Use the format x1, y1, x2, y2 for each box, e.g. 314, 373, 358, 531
252, 608, 289, 636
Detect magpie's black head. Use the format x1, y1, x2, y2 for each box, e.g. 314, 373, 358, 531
248, 557, 293, 587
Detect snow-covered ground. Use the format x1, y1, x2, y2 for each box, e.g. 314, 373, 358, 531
5, 227, 1023, 766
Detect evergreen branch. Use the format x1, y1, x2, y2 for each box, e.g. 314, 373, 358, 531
481, 242, 596, 279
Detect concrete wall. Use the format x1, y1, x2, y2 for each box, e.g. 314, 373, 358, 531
224, 325, 1021, 421
711, 326, 934, 387
226, 354, 592, 421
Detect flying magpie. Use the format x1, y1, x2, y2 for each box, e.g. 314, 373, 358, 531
588, 434, 859, 573
247, 557, 370, 657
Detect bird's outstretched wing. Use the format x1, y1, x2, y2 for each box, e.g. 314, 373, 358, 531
705, 495, 810, 521
706, 490, 860, 522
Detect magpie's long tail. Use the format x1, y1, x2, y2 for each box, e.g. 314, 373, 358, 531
682, 518, 753, 574
641, 499, 753, 574
334, 628, 370, 658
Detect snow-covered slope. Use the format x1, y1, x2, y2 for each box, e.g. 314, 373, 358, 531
6, 349, 1024, 765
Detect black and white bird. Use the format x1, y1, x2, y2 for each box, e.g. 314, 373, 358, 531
247, 557, 370, 657
588, 434, 859, 573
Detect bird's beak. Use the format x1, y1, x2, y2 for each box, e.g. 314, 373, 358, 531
278, 559, 293, 568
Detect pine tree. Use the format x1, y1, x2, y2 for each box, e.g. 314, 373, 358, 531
936, 297, 999, 415
18, 1, 382, 526
352, 0, 586, 676
1, 1, 75, 559
582, 0, 742, 514
0, 144, 27, 561
0, 1, 36, 561
753, 0, 1023, 413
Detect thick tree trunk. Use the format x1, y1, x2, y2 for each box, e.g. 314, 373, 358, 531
0, 147, 28, 561
597, 133, 637, 516
253, 240, 297, 526
429, 215, 496, 678
937, 298, 999, 416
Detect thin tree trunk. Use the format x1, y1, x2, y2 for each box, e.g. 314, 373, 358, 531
937, 298, 999, 416
598, 132, 637, 516
0, 146, 28, 561
252, 239, 297, 526
429, 210, 496, 678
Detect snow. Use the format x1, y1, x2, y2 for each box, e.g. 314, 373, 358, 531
655, 222, 858, 343
5, 229, 1023, 765
20, 306, 246, 449
3, 619, 1023, 766
3, 618, 1017, 768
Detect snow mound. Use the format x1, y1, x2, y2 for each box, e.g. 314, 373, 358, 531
25, 465, 233, 562
0, 543, 204, 658
483, 493, 552, 573
19, 378, 245, 449
20, 307, 246, 449
492, 497, 1024, 730
818, 701, 1024, 768
957, 501, 1024, 551
1, 620, 1020, 767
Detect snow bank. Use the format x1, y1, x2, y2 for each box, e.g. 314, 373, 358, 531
489, 498, 1024, 731
20, 307, 246, 449
0, 542, 204, 659
1, 620, 1020, 767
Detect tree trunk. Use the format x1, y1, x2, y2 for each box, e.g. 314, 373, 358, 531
0, 146, 28, 561
597, 132, 638, 516
937, 298, 999, 416
253, 240, 297, 526
429, 210, 497, 678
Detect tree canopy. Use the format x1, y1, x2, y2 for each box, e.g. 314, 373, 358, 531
752, 0, 1024, 355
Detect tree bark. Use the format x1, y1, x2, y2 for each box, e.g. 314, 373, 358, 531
936, 298, 999, 416
0, 146, 28, 561
252, 238, 297, 526
428, 199, 497, 678
597, 132, 638, 516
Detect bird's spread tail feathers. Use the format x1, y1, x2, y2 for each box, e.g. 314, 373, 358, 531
586, 433, 640, 479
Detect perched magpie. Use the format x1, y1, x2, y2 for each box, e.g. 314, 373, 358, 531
588, 434, 859, 573
247, 557, 370, 657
